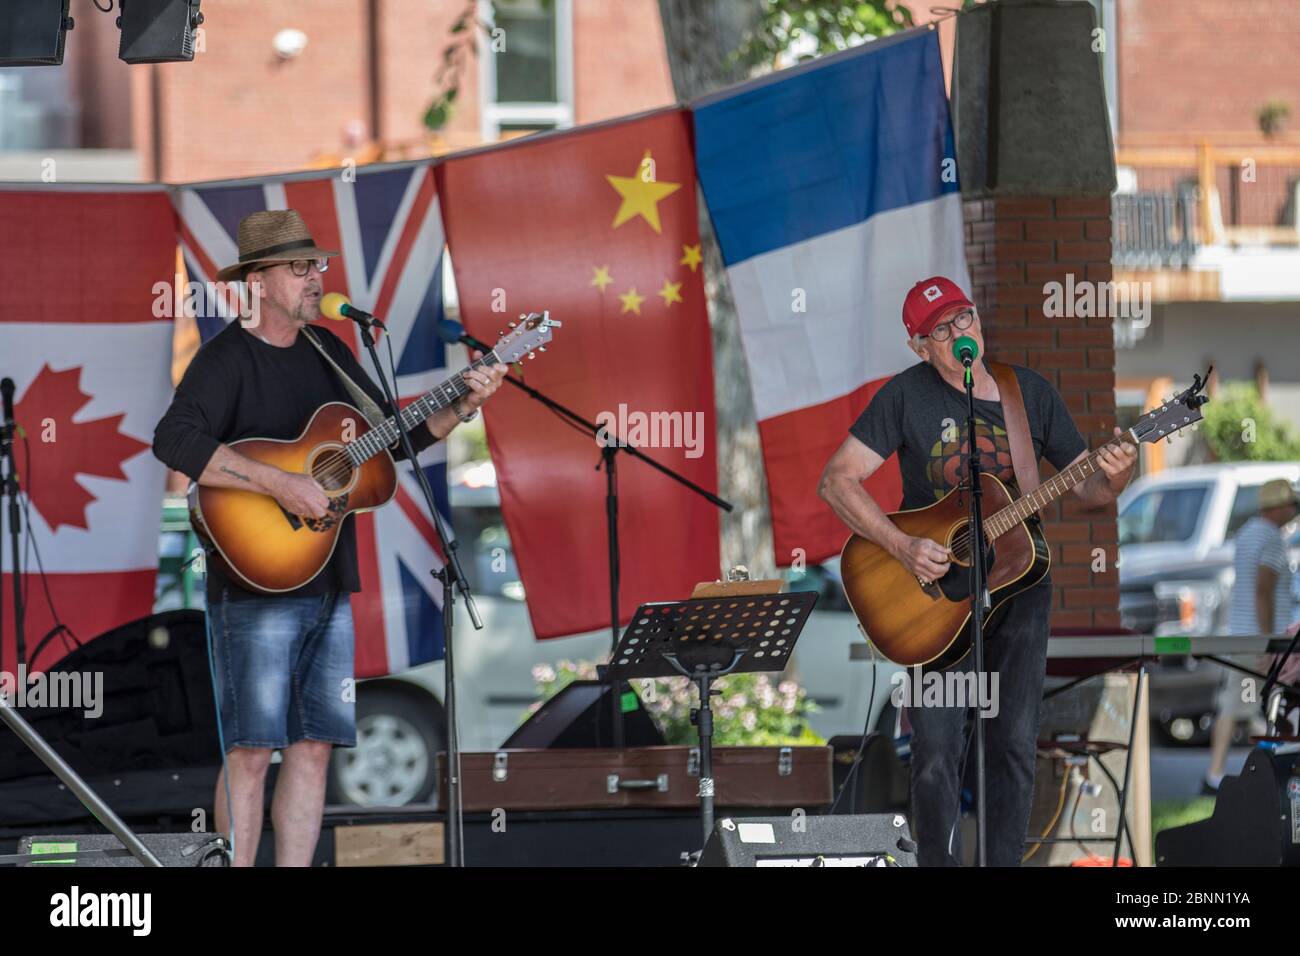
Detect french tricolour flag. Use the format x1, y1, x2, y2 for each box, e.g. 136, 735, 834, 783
692, 29, 969, 567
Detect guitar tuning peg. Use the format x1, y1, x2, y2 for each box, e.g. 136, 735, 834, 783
538, 345, 546, 352
508, 321, 517, 328
528, 351, 536, 359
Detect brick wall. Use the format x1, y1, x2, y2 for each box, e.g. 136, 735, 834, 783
964, 196, 1122, 631
1119, 0, 1300, 140
67, 0, 133, 149
379, 0, 485, 148
129, 0, 674, 183
137, 0, 372, 181
573, 0, 675, 124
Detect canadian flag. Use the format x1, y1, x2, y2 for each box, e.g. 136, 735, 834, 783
0, 189, 178, 673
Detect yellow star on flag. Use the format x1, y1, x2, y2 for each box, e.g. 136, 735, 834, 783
606, 150, 681, 234
657, 279, 683, 307
618, 287, 645, 315
680, 243, 703, 272
591, 265, 613, 292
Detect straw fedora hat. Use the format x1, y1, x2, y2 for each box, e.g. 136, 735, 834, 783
1258, 478, 1300, 511
214, 209, 339, 282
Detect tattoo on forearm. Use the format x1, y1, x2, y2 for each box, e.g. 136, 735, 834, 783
220, 465, 251, 483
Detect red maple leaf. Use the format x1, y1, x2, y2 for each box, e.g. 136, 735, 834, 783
13, 365, 151, 531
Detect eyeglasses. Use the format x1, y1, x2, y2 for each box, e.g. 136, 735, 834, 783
926, 309, 976, 342
255, 258, 330, 277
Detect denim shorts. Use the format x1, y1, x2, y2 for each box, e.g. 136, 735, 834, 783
208, 588, 356, 752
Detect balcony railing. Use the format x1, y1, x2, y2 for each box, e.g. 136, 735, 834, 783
1117, 143, 1300, 249
1112, 188, 1199, 268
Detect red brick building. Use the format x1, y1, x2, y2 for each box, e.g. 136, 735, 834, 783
1107, 0, 1300, 450
2, 0, 676, 182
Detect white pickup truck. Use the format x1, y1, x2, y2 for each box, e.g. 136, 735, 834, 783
1117, 461, 1300, 744
1118, 462, 1300, 636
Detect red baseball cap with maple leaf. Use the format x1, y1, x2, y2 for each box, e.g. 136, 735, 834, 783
902, 276, 975, 338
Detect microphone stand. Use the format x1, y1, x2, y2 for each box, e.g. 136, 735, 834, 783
0, 381, 160, 866
961, 352, 990, 868
0, 386, 24, 673
0, 401, 7, 672
448, 325, 733, 749
355, 317, 480, 869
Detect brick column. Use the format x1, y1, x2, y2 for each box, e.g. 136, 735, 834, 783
963, 196, 1122, 631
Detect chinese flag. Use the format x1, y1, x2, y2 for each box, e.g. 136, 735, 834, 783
438, 109, 720, 640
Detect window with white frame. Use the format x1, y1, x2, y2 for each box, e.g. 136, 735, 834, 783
480, 0, 574, 140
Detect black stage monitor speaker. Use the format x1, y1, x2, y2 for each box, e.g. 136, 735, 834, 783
699, 813, 918, 867
118, 0, 203, 64
501, 680, 665, 749
1156, 748, 1300, 867
0, 0, 73, 66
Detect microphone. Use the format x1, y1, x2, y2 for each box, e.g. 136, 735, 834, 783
436, 318, 495, 355
320, 292, 384, 331
951, 335, 979, 368
1, 377, 14, 427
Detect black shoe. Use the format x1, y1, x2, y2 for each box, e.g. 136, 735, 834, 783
1200, 779, 1219, 797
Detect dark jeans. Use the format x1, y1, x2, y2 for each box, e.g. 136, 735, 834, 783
906, 579, 1052, 866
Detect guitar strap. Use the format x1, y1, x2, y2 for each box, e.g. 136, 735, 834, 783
300, 326, 388, 428
987, 361, 1040, 494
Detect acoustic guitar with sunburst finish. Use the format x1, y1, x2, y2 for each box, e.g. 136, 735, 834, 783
189, 313, 558, 595
839, 373, 1211, 669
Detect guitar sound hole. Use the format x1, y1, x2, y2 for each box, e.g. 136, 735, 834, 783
948, 522, 980, 566
948, 521, 993, 568
310, 450, 354, 492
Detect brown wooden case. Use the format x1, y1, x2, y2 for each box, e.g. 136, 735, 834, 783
437, 745, 833, 812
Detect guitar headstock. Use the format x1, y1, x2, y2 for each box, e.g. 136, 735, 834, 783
492, 311, 560, 365
1131, 366, 1213, 445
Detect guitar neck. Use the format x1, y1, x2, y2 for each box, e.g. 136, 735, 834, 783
984, 431, 1134, 540
347, 349, 502, 464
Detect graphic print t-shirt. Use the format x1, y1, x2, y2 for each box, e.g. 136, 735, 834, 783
849, 362, 1087, 510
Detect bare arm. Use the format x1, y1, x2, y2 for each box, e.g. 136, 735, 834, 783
1071, 427, 1138, 507
420, 351, 510, 441
1257, 565, 1279, 635
197, 444, 328, 519
198, 444, 286, 493
818, 435, 950, 581
422, 407, 461, 443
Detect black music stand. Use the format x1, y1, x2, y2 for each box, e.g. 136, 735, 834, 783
606, 590, 819, 846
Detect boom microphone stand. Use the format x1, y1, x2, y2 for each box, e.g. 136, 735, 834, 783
439, 320, 733, 750
954, 337, 990, 868
347, 311, 482, 869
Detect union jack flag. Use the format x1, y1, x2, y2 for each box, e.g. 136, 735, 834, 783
174, 162, 450, 678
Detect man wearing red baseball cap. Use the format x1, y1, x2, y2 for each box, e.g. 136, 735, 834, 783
817, 275, 1138, 866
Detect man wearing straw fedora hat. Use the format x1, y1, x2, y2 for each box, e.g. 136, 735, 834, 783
154, 209, 507, 865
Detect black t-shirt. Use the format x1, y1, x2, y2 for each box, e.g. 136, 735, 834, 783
152, 321, 439, 600
849, 362, 1086, 510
